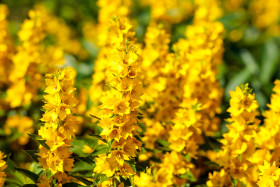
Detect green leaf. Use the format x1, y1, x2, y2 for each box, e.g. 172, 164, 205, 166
70, 175, 93, 185
29, 162, 43, 175
156, 138, 171, 147
94, 173, 109, 185
88, 134, 102, 139
6, 157, 29, 185
77, 156, 95, 166
135, 160, 149, 172
91, 144, 109, 156
88, 134, 106, 144
71, 161, 93, 174
28, 134, 41, 140
37, 140, 50, 150
232, 178, 239, 187
217, 12, 246, 30
137, 122, 146, 131
7, 131, 23, 143
5, 178, 22, 187
180, 171, 196, 182
84, 137, 98, 148
240, 49, 259, 75
108, 139, 114, 151
24, 150, 39, 162
125, 160, 136, 172
82, 39, 99, 57
159, 146, 172, 151
134, 135, 142, 142
89, 114, 101, 120
124, 178, 132, 186
204, 161, 219, 168
260, 40, 279, 84
238, 154, 242, 161
0, 128, 6, 135
184, 153, 190, 162
110, 114, 118, 118
255, 90, 267, 109
14, 168, 39, 183
28, 134, 50, 150
71, 137, 98, 156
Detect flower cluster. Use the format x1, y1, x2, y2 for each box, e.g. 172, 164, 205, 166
257, 80, 280, 163
6, 8, 64, 108
249, 0, 280, 35
93, 16, 143, 181
208, 84, 260, 185
89, 0, 132, 47
4, 116, 34, 145
133, 1, 224, 185
35, 5, 86, 58
140, 23, 172, 150
88, 0, 134, 120
0, 5, 13, 88
135, 151, 194, 186
37, 68, 79, 185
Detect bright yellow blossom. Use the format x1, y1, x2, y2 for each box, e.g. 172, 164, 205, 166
37, 68, 78, 185
258, 161, 280, 187
93, 16, 143, 181
206, 169, 231, 187
208, 84, 262, 186
0, 152, 7, 187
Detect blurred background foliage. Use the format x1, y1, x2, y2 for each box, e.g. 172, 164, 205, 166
2, 0, 279, 110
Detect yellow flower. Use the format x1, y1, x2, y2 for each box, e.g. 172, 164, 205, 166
258, 161, 280, 187
0, 152, 7, 187
4, 115, 34, 145
94, 154, 117, 177
37, 68, 78, 183
155, 168, 173, 185
35, 5, 85, 57
194, 0, 223, 23
134, 172, 153, 187
44, 77, 61, 94
111, 150, 129, 165
119, 163, 135, 176
6, 79, 32, 108
113, 100, 130, 115
6, 7, 65, 108
209, 84, 261, 185
206, 169, 231, 187
227, 84, 259, 118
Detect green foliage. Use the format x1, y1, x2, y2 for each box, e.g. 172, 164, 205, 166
14, 168, 39, 183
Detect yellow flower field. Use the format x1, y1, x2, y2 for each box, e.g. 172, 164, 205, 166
0, 0, 280, 186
